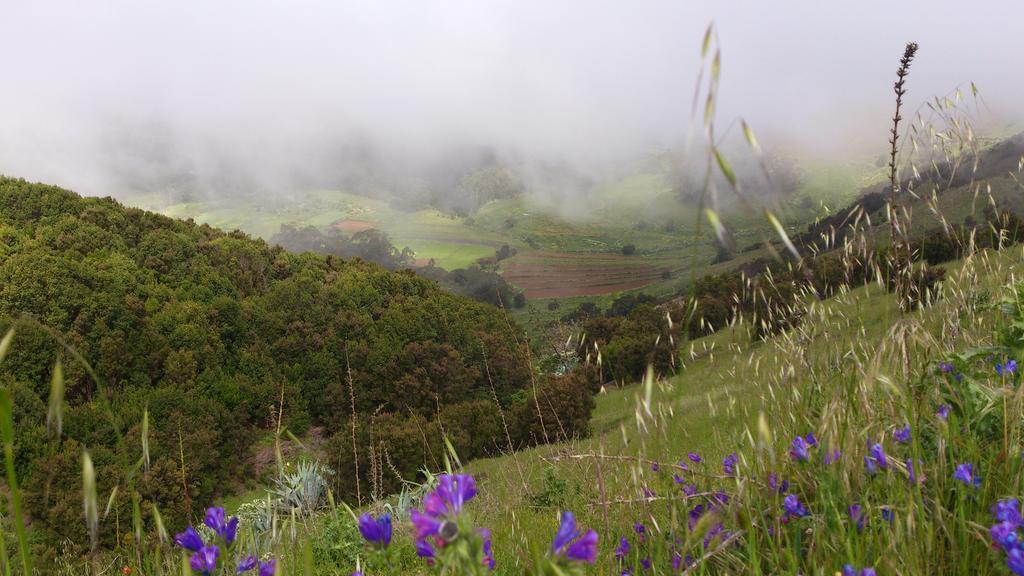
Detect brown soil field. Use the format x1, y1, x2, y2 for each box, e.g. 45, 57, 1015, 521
502, 252, 669, 298
333, 219, 376, 233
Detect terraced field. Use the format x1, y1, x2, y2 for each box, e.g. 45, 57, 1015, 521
501, 251, 671, 298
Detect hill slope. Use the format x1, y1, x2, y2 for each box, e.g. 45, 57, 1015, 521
0, 176, 592, 553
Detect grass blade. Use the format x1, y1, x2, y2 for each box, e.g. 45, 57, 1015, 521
0, 389, 32, 575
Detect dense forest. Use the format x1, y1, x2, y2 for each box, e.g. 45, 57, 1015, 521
0, 177, 593, 557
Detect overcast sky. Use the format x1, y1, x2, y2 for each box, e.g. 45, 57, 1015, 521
1, 0, 1020, 197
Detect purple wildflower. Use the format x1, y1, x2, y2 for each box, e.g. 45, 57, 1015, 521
805, 432, 818, 446
953, 463, 981, 488
551, 512, 598, 563
415, 539, 435, 559
237, 556, 257, 573
789, 436, 811, 462
881, 507, 894, 523
174, 526, 204, 552
824, 448, 841, 465
1008, 548, 1024, 575
651, 461, 660, 472
991, 521, 1019, 550
940, 361, 954, 373
480, 527, 495, 571
411, 509, 441, 540
640, 558, 651, 569
847, 504, 865, 531
189, 545, 219, 576
768, 473, 789, 493
687, 504, 706, 530
893, 424, 911, 444
843, 567, 877, 576
258, 561, 275, 576
864, 455, 878, 476
722, 453, 738, 476
905, 458, 922, 485
868, 442, 888, 470
672, 553, 683, 571
993, 499, 1023, 525
358, 513, 392, 547
614, 536, 630, 559
688, 452, 702, 464
782, 494, 809, 521
998, 359, 1019, 375
423, 474, 477, 518
203, 507, 239, 545
937, 404, 951, 420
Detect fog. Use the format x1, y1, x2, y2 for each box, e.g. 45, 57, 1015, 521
1, 0, 1021, 203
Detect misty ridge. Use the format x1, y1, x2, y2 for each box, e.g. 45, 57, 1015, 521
3, 1, 1021, 228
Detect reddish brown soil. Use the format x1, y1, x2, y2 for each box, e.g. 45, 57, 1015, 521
502, 251, 669, 298
333, 219, 376, 233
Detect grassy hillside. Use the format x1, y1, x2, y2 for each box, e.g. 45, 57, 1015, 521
125, 237, 1022, 576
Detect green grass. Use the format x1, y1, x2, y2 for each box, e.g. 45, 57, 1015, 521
461, 245, 1024, 574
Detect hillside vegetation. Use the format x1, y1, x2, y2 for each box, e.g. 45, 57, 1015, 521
0, 177, 593, 560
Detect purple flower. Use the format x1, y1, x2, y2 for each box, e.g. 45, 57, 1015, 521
722, 453, 738, 476
991, 521, 1020, 550
687, 452, 702, 464
633, 522, 645, 535
893, 424, 911, 444
237, 556, 257, 573
782, 494, 809, 520
789, 436, 811, 462
204, 507, 239, 545
1008, 548, 1024, 575
805, 432, 818, 446
905, 458, 922, 485
824, 448, 841, 465
415, 539, 435, 559
640, 558, 651, 569
480, 527, 495, 571
423, 474, 477, 518
937, 404, 951, 420
881, 507, 894, 523
868, 442, 888, 471
650, 461, 660, 472
768, 473, 789, 493
358, 513, 392, 547
940, 361, 954, 373
411, 509, 441, 539
237, 558, 273, 576
847, 504, 865, 532
614, 536, 630, 559
998, 359, 1019, 375
564, 530, 598, 563
671, 553, 683, 571
993, 499, 1022, 525
174, 526, 204, 552
953, 463, 981, 488
843, 567, 877, 576
864, 455, 878, 476
682, 482, 698, 496
189, 545, 219, 575
687, 504, 706, 530
551, 512, 598, 563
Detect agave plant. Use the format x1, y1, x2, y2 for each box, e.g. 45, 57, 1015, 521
268, 460, 334, 516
